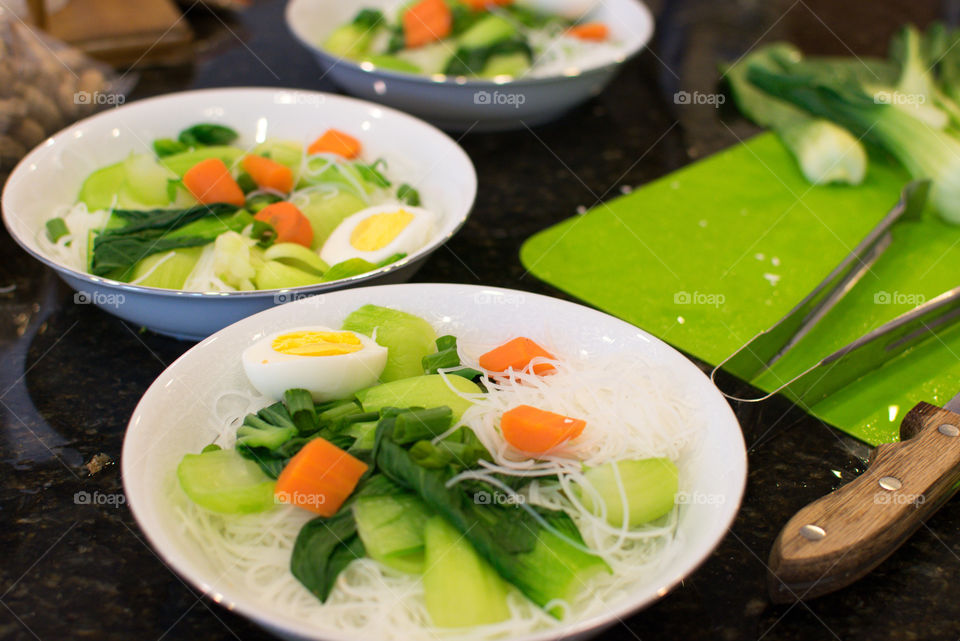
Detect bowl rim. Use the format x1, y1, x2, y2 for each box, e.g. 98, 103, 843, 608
121, 282, 748, 641
284, 0, 654, 88
0, 86, 477, 299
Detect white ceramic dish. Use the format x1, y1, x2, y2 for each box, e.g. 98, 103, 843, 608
122, 283, 747, 641
285, 0, 654, 131
1, 88, 476, 340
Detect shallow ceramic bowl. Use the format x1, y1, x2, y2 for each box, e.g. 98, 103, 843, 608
285, 0, 654, 131
2, 88, 476, 340
122, 283, 747, 641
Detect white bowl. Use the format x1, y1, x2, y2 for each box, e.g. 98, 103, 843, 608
285, 0, 654, 131
122, 283, 747, 641
1, 88, 476, 340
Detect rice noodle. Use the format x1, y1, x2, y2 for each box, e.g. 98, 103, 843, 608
36, 202, 111, 272
171, 340, 703, 640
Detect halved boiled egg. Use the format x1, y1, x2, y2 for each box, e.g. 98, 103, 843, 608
242, 326, 387, 401
319, 203, 435, 266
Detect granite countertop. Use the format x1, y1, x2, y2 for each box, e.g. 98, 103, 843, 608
2, 0, 959, 639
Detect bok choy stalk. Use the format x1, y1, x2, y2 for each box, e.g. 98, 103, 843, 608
374, 431, 609, 615
748, 61, 960, 223
882, 24, 960, 129
723, 44, 867, 185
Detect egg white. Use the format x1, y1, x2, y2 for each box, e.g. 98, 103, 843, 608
319, 203, 436, 266
242, 326, 387, 401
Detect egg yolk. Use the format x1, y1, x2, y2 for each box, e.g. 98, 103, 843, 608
349, 210, 414, 251
272, 331, 363, 356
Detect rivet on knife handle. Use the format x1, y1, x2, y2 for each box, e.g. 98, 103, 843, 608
768, 402, 960, 603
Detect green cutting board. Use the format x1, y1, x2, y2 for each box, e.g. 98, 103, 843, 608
520, 132, 960, 446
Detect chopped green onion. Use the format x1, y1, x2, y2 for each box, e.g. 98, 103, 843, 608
397, 183, 421, 206
45, 217, 69, 242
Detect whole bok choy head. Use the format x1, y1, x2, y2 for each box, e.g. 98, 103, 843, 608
722, 43, 867, 185
748, 57, 960, 224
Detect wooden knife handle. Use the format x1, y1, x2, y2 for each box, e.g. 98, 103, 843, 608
768, 402, 960, 603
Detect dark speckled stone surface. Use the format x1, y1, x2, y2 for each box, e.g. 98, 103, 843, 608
3, 0, 960, 639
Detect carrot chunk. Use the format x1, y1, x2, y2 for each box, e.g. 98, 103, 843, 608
308, 129, 362, 158
242, 154, 295, 194
182, 158, 245, 206
403, 0, 452, 48
274, 437, 368, 516
254, 201, 314, 247
500, 405, 586, 454
478, 337, 556, 375
567, 22, 609, 41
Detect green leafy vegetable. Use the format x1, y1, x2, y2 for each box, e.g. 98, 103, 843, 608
381, 406, 453, 445
291, 508, 366, 601
396, 183, 420, 206
352, 8, 384, 30
89, 204, 248, 277
153, 138, 188, 157
178, 123, 239, 147
236, 171, 257, 194
445, 38, 532, 77
374, 429, 609, 614
422, 335, 483, 379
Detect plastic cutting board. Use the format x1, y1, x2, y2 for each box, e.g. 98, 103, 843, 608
520, 132, 960, 445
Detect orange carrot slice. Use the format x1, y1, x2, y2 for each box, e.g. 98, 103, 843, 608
182, 158, 245, 206
308, 129, 362, 158
568, 22, 609, 41
478, 337, 556, 375
274, 437, 368, 516
403, 0, 452, 48
242, 154, 295, 194
254, 201, 314, 247
500, 405, 586, 454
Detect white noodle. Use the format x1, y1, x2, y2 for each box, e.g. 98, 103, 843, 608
170, 340, 704, 640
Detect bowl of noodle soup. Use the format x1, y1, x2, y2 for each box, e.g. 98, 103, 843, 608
122, 283, 746, 641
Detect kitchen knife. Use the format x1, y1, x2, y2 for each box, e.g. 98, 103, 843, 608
768, 391, 960, 602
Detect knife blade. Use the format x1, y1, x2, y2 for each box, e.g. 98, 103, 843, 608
768, 391, 960, 602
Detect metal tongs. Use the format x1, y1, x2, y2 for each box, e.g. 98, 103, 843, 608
711, 180, 960, 406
